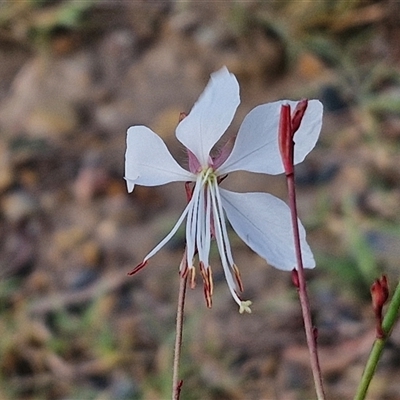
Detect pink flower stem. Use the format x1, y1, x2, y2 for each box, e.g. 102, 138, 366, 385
286, 171, 326, 400
172, 267, 188, 400
278, 100, 325, 399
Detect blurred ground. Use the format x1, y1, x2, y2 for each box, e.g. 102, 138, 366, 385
1, 1, 400, 399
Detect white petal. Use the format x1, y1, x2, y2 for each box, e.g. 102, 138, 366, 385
175, 67, 240, 166
125, 126, 194, 192
219, 189, 315, 270
218, 100, 323, 175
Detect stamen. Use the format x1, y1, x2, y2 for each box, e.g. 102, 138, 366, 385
209, 182, 241, 307
202, 167, 213, 182
204, 285, 212, 308
204, 188, 212, 262
213, 177, 243, 294
143, 198, 193, 262
196, 183, 206, 266
233, 264, 244, 292
213, 178, 236, 268
186, 176, 202, 268
179, 248, 188, 276
200, 262, 213, 308
127, 260, 148, 276
189, 266, 196, 289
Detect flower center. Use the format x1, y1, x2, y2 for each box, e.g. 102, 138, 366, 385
200, 166, 217, 185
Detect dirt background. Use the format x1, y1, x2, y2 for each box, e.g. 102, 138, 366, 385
1, 1, 400, 399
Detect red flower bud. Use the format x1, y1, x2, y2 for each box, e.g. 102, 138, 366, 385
278, 100, 309, 176
371, 275, 389, 339
278, 104, 293, 175
371, 275, 389, 312
291, 99, 308, 135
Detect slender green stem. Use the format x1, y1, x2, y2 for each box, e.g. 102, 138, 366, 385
287, 173, 326, 400
172, 271, 188, 400
354, 280, 400, 400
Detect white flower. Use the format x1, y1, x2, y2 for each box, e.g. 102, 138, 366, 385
125, 67, 323, 312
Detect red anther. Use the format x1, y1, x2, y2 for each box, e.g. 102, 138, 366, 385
291, 268, 300, 288
127, 260, 148, 276
200, 263, 214, 303
278, 104, 294, 175
203, 284, 213, 308
179, 112, 187, 122
291, 99, 308, 135
207, 267, 214, 296
189, 267, 196, 289
199, 262, 207, 283
233, 264, 244, 292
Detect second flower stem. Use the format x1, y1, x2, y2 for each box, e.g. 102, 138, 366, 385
286, 173, 326, 400
354, 279, 400, 400
172, 271, 188, 400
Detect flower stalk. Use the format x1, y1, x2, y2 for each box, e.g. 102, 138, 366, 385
172, 260, 188, 400
279, 100, 326, 400
354, 278, 400, 400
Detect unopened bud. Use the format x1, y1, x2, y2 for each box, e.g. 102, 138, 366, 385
371, 275, 389, 312
291, 99, 308, 134
278, 104, 294, 175
278, 100, 310, 176
371, 275, 389, 339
